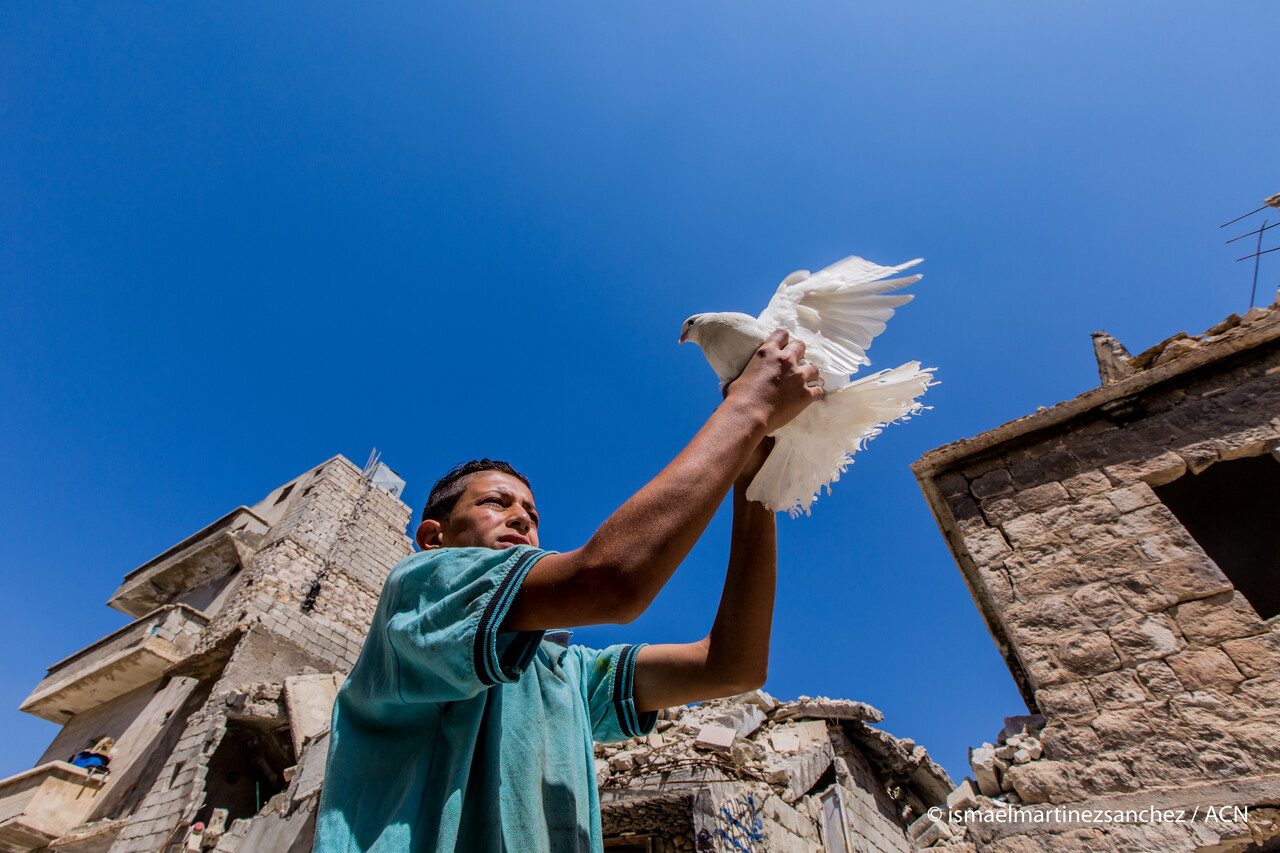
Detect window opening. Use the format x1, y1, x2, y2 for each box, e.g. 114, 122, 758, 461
273, 484, 294, 506
197, 720, 293, 824
1153, 453, 1280, 619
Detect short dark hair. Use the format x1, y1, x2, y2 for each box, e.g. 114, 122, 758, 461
421, 459, 532, 525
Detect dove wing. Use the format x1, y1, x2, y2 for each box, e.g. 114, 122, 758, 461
758, 256, 922, 375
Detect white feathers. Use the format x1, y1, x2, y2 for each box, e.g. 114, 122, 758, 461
683, 255, 936, 516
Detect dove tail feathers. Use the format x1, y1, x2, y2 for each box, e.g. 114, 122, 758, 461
744, 362, 937, 516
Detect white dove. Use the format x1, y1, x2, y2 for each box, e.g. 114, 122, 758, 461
679, 255, 935, 516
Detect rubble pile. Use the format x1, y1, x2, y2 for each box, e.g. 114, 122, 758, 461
596, 692, 879, 794
1092, 297, 1279, 384
909, 715, 1047, 850
594, 690, 952, 851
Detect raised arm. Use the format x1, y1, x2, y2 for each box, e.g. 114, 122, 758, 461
501, 330, 820, 631
631, 438, 778, 711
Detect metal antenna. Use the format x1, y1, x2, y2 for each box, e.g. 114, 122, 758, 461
1223, 193, 1280, 309
362, 448, 382, 479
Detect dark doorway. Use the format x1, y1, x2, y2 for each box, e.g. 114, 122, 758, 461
1154, 453, 1280, 620
197, 720, 294, 824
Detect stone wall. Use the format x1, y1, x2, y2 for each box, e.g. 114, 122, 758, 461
913, 304, 1280, 851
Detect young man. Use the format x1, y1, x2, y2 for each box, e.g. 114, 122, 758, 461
316, 330, 822, 852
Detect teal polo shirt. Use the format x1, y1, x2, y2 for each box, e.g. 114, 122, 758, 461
315, 545, 656, 852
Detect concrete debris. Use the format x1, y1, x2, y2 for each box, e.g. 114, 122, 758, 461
996, 714, 1045, 743
945, 778, 979, 811
773, 695, 884, 723
589, 691, 953, 849
969, 744, 1001, 797
283, 672, 343, 757
708, 703, 767, 739
693, 723, 736, 751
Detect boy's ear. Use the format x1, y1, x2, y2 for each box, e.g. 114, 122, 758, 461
416, 519, 445, 550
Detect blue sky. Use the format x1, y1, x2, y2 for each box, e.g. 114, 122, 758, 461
1, 2, 1276, 782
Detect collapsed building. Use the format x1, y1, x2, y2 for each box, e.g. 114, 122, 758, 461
912, 299, 1280, 851
594, 692, 951, 852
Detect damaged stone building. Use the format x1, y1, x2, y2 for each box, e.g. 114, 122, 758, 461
1, 455, 416, 851
913, 299, 1280, 851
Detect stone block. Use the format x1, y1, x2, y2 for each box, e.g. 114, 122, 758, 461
1142, 554, 1233, 604
969, 744, 1001, 796
1233, 721, 1280, 765
1062, 470, 1111, 497
1015, 482, 1071, 512
1090, 708, 1154, 750
1086, 671, 1146, 709
1006, 597, 1088, 645
1102, 482, 1155, 516
981, 495, 1022, 525
1002, 514, 1054, 549
981, 565, 1016, 607
948, 492, 983, 522
966, 527, 1012, 566
1167, 647, 1245, 692
1077, 759, 1136, 795
1036, 683, 1097, 720
694, 724, 736, 751
1009, 457, 1048, 489
947, 778, 979, 811
1102, 450, 1187, 486
1114, 572, 1179, 613
1070, 583, 1139, 628
283, 672, 343, 758
1171, 591, 1268, 646
1108, 614, 1184, 664
1221, 631, 1280, 678
937, 470, 970, 497
1133, 660, 1183, 700
1017, 643, 1070, 688
1002, 760, 1076, 804
1005, 556, 1085, 599
1057, 633, 1122, 676
972, 468, 1014, 499
1127, 740, 1204, 786
1199, 745, 1255, 778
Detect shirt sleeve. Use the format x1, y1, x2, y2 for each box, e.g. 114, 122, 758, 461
567, 643, 659, 743
381, 545, 550, 704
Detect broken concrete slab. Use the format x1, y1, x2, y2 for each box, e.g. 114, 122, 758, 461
283, 673, 343, 758
693, 724, 736, 751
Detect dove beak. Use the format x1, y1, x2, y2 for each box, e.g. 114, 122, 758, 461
678, 330, 687, 344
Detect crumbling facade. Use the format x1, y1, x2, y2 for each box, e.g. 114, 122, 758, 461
913, 300, 1280, 851
1, 455, 414, 851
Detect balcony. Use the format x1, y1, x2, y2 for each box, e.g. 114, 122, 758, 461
108, 506, 269, 618
20, 606, 209, 724
0, 763, 104, 851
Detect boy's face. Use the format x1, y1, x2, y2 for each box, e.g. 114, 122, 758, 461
416, 471, 540, 551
